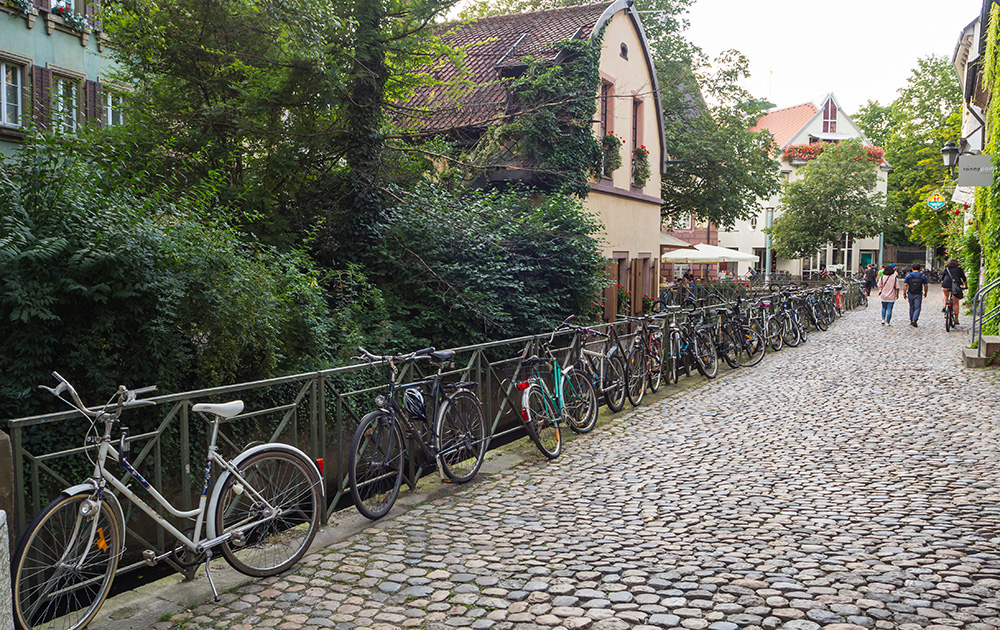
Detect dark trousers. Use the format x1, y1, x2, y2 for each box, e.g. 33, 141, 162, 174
907, 292, 923, 322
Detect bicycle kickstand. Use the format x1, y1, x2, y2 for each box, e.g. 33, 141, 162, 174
204, 548, 221, 602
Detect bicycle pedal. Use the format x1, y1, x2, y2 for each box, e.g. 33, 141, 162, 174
143, 549, 157, 567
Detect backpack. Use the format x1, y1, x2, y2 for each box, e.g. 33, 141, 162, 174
905, 273, 924, 295
947, 268, 964, 299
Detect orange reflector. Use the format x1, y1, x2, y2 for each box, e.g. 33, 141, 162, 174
96, 527, 108, 552
315, 458, 324, 475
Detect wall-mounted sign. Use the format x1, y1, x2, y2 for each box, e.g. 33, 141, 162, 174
957, 154, 996, 187
926, 192, 947, 210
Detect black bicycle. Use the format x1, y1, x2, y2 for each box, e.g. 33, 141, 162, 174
349, 347, 487, 520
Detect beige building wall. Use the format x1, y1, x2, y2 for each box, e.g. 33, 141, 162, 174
583, 7, 664, 303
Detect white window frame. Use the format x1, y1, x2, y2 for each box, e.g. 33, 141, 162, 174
53, 76, 79, 133
1, 61, 23, 128
104, 90, 124, 126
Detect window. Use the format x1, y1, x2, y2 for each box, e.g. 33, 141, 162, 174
53, 77, 78, 133
822, 99, 837, 133
104, 90, 124, 126
620, 43, 628, 59
752, 248, 766, 272
632, 99, 641, 152
671, 213, 693, 231
1, 62, 22, 128
599, 82, 609, 138
749, 217, 757, 232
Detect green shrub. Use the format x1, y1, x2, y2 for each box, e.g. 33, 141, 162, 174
368, 183, 606, 350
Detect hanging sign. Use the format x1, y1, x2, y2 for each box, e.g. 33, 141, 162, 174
957, 154, 996, 186
926, 192, 947, 210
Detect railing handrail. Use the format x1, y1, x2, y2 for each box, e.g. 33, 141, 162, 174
971, 277, 1000, 357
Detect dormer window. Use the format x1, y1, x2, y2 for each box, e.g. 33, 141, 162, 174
620, 43, 628, 59
822, 99, 837, 133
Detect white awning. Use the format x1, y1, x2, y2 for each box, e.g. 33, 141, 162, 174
659, 232, 697, 249
660, 243, 758, 264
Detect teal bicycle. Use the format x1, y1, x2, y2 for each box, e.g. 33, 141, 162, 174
515, 318, 598, 458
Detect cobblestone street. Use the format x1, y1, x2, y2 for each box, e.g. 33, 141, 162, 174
164, 303, 1000, 630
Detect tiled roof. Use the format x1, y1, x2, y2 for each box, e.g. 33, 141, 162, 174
398, 2, 613, 133
749, 103, 818, 149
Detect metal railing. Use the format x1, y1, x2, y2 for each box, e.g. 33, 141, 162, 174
5, 320, 654, 578
971, 277, 1000, 356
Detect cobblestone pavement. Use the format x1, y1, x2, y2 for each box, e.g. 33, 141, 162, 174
164, 303, 1000, 630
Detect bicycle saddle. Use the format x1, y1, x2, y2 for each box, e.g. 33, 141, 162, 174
430, 350, 455, 363
521, 355, 549, 367
192, 400, 244, 418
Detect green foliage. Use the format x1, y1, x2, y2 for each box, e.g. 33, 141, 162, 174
0, 140, 380, 420
656, 49, 781, 228
769, 140, 890, 259
470, 38, 603, 198
978, 3, 1000, 334
854, 55, 962, 248
368, 183, 606, 349
602, 134, 623, 176
632, 146, 651, 188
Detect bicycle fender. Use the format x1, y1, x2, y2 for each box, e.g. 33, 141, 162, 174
206, 443, 325, 540
61, 481, 126, 545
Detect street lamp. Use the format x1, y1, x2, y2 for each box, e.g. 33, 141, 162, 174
941, 140, 959, 175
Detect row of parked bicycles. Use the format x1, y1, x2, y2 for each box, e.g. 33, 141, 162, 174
11, 280, 864, 630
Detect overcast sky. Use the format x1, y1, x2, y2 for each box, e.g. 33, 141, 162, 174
682, 0, 983, 115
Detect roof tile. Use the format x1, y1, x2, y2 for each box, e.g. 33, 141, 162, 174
750, 103, 818, 149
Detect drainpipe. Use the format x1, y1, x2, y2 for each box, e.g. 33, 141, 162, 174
878, 232, 884, 267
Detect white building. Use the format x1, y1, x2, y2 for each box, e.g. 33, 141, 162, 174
718, 93, 891, 278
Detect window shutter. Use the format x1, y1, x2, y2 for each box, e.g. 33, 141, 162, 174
84, 80, 101, 127
33, 0, 49, 11
83, 0, 100, 30
32, 66, 52, 129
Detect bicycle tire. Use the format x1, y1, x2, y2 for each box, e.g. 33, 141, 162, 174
740, 325, 766, 367
13, 492, 122, 630
435, 389, 487, 483
767, 317, 783, 351
668, 332, 680, 384
562, 368, 598, 434
522, 384, 561, 459
647, 332, 663, 392
604, 352, 627, 412
811, 304, 828, 331
217, 448, 322, 576
945, 307, 953, 332
782, 315, 800, 347
625, 347, 646, 406
721, 324, 742, 369
693, 329, 718, 378
349, 411, 404, 520
651, 300, 669, 314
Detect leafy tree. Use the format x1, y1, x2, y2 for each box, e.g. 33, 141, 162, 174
769, 140, 890, 259
853, 55, 962, 249
657, 50, 780, 227
0, 140, 386, 420
369, 183, 606, 349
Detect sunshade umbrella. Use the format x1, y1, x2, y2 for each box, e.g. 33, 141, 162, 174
659, 243, 759, 264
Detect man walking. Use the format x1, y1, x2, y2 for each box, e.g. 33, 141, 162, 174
864, 264, 877, 296
903, 263, 929, 327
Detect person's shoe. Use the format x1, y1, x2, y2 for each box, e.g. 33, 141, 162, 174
954, 319, 959, 325
942, 307, 946, 312
886, 322, 891, 326
913, 321, 918, 327
910, 321, 916, 327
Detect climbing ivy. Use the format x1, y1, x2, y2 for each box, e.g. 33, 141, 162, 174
470, 37, 603, 198
978, 2, 1000, 333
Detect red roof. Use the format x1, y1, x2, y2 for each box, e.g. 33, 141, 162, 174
750, 103, 818, 149
398, 2, 613, 133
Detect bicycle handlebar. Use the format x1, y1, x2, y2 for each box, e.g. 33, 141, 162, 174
40, 371, 158, 416
355, 346, 435, 364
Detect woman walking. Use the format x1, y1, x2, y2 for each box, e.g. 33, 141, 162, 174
877, 265, 900, 325
941, 258, 968, 326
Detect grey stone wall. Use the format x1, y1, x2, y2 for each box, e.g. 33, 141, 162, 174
1, 510, 13, 630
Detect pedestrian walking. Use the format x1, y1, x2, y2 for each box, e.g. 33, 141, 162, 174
876, 265, 899, 325
903, 263, 929, 327
941, 258, 969, 326
864, 264, 877, 296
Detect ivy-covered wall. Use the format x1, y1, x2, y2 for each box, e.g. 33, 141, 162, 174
979, 2, 1000, 334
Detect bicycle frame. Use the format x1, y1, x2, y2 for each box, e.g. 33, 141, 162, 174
89, 414, 279, 558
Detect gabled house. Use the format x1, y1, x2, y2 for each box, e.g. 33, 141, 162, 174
401, 0, 666, 317
717, 93, 890, 278
1, 0, 121, 156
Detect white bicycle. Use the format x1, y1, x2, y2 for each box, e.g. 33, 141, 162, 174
12, 372, 324, 630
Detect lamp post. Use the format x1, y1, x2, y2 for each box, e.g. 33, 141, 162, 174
942, 140, 959, 176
